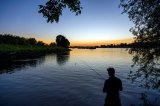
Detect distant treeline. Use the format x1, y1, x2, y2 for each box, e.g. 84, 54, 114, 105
71, 42, 159, 49
0, 34, 56, 47
100, 42, 159, 48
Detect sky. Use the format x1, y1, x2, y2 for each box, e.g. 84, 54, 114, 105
0, 0, 134, 46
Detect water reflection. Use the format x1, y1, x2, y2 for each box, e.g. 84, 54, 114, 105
0, 57, 45, 74
0, 51, 70, 74
56, 51, 70, 66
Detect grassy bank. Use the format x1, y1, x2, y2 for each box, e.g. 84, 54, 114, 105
0, 44, 70, 52
0, 44, 70, 59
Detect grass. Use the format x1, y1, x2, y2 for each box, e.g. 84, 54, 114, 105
0, 44, 70, 53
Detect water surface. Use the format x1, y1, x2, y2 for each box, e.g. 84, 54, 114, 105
0, 48, 159, 106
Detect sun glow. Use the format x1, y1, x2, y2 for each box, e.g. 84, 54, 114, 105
70, 38, 134, 46
37, 37, 133, 46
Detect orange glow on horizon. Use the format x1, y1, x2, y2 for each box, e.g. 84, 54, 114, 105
70, 38, 134, 46
37, 37, 134, 46
36, 38, 54, 44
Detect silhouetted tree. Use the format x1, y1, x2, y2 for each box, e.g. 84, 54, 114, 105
28, 38, 37, 45
120, 0, 160, 44
49, 42, 56, 47
0, 34, 27, 45
120, 0, 160, 89
37, 41, 45, 46
38, 0, 82, 23
0, 34, 46, 46
56, 35, 70, 48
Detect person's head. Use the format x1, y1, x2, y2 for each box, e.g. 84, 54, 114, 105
107, 67, 115, 77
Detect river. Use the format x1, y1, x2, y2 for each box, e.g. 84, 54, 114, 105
0, 48, 159, 106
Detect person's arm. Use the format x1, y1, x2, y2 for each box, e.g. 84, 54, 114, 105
103, 80, 107, 93
119, 79, 122, 91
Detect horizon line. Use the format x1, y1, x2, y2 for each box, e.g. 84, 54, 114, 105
70, 38, 134, 46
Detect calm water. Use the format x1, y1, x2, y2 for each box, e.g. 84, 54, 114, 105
0, 48, 159, 106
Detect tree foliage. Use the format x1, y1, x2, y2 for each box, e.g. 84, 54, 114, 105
38, 0, 82, 23
120, 0, 160, 89
56, 35, 70, 48
0, 34, 46, 46
120, 0, 160, 43
28, 38, 37, 45
49, 42, 56, 47
37, 41, 45, 46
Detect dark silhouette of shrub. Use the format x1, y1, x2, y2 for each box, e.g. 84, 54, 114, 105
56, 35, 70, 48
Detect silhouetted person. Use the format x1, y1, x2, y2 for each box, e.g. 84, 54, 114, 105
103, 67, 122, 106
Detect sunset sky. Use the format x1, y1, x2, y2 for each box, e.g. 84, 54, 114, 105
0, 0, 134, 46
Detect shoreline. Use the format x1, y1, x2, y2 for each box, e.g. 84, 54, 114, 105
0, 44, 70, 60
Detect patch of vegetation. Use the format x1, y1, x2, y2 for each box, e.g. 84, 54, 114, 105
0, 34, 70, 60
0, 44, 69, 53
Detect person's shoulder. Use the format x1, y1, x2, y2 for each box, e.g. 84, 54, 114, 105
115, 77, 122, 82
105, 79, 109, 82
105, 79, 109, 83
